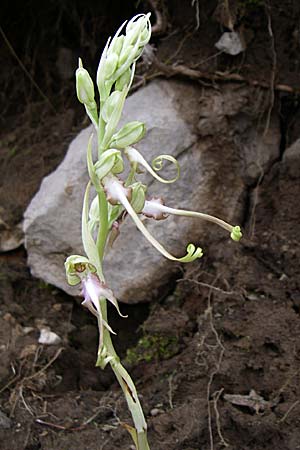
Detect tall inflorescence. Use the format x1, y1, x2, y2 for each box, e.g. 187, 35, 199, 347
65, 13, 242, 450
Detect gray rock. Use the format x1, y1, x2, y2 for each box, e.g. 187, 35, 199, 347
0, 410, 11, 429
38, 328, 62, 345
283, 138, 300, 178
24, 80, 280, 303
215, 31, 245, 56
0, 219, 24, 252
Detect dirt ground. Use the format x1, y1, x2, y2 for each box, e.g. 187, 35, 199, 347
1, 1, 300, 449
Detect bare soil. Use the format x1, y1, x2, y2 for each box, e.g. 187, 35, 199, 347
1, 1, 300, 449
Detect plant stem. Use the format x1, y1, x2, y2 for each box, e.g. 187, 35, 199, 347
96, 190, 109, 262
99, 298, 150, 450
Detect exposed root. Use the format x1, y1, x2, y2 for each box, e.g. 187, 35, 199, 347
213, 388, 229, 448
152, 58, 300, 94
263, 2, 277, 136
148, 0, 168, 35
191, 0, 200, 30
192, 276, 230, 450
279, 400, 300, 423
249, 165, 264, 239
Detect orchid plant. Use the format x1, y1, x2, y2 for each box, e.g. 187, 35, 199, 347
65, 13, 242, 450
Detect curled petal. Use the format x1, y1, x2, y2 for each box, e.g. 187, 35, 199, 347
124, 147, 180, 184
230, 226, 242, 242
152, 155, 180, 183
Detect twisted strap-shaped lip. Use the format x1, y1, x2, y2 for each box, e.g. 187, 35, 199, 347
124, 147, 180, 184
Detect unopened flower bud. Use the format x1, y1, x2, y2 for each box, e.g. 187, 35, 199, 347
109, 35, 124, 56
94, 148, 124, 180
110, 121, 145, 149
102, 90, 123, 123
102, 52, 119, 80
125, 14, 151, 47
130, 182, 147, 213
118, 45, 134, 67
76, 59, 95, 105
115, 68, 132, 91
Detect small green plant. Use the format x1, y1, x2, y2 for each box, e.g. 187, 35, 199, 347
126, 334, 179, 365
64, 13, 242, 450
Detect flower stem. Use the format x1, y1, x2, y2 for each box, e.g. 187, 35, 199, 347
96, 190, 109, 262
99, 296, 150, 449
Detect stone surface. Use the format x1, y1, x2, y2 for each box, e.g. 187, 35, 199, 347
0, 410, 11, 429
0, 218, 23, 252
38, 328, 62, 345
24, 80, 281, 303
283, 138, 300, 178
215, 31, 245, 55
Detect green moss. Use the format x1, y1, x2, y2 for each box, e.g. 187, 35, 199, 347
125, 333, 179, 365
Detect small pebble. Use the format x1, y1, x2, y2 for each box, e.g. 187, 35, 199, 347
150, 408, 163, 417
38, 328, 61, 345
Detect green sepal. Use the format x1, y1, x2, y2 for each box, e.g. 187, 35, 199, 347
110, 121, 145, 149
231, 225, 242, 241
64, 254, 96, 286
